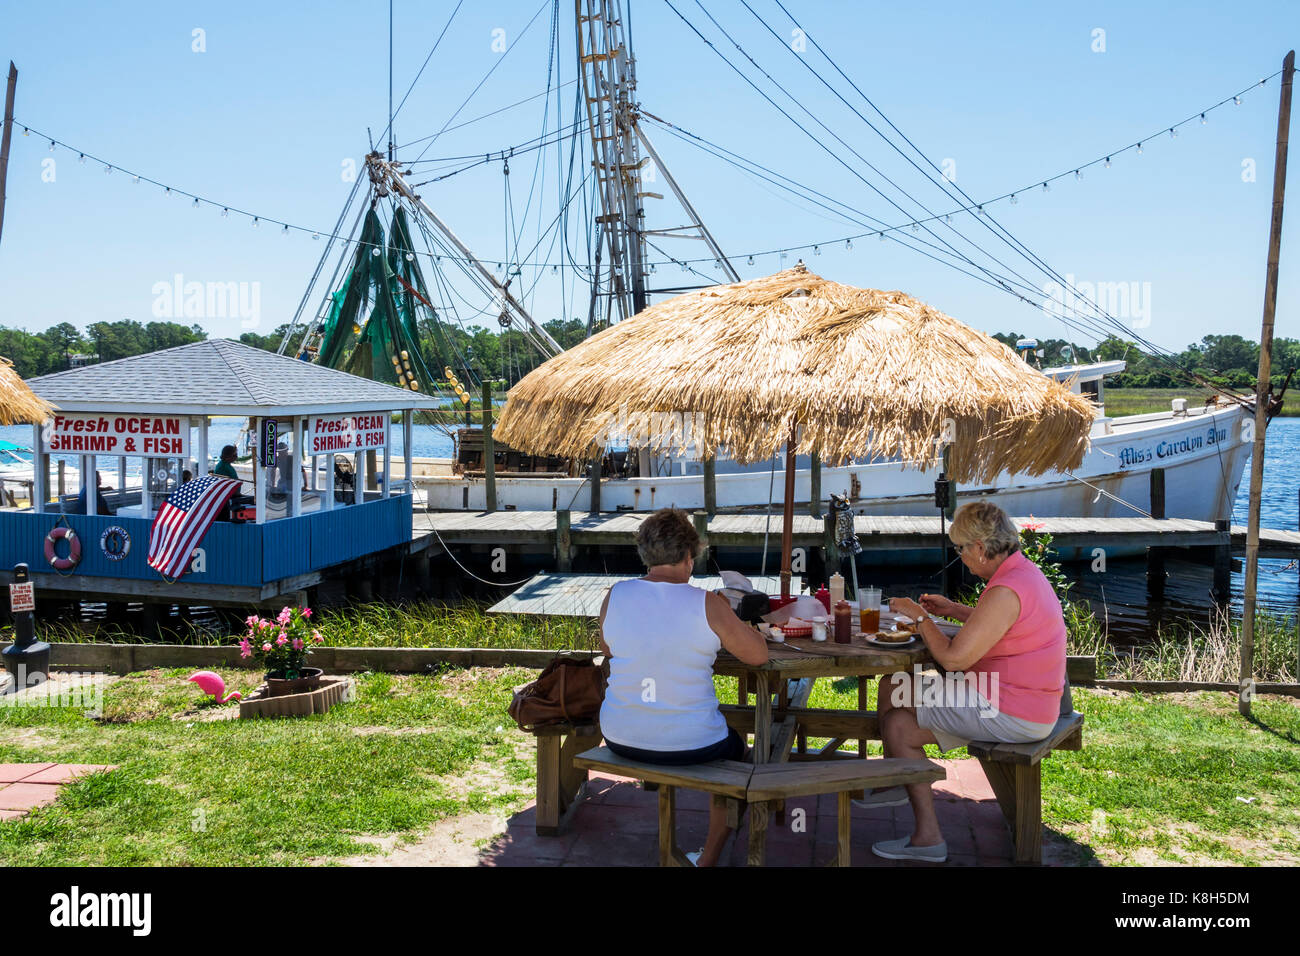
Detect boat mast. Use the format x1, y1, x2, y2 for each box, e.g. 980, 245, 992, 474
369, 154, 564, 358
577, 0, 738, 331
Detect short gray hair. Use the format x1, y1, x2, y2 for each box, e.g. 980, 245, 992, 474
950, 501, 1021, 559
636, 508, 701, 567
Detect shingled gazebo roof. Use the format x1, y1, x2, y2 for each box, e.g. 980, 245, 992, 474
27, 339, 441, 417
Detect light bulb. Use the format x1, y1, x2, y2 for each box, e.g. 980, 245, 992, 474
845, 239, 852, 251
371, 247, 381, 256
943, 214, 950, 224
977, 204, 985, 214
714, 259, 722, 269
878, 231, 886, 240
1074, 170, 1081, 181
48, 140, 55, 151
1137, 142, 1143, 155
681, 261, 688, 272
192, 198, 199, 208
221, 207, 229, 217
1169, 127, 1177, 139
164, 187, 171, 196
1041, 182, 1050, 192
551, 265, 557, 274
1200, 113, 1207, 125
747, 255, 754, 265
133, 175, 140, 184
911, 222, 919, 232
21, 127, 28, 136
104, 164, 111, 174
813, 245, 820, 255
405, 252, 413, 261
312, 232, 319, 240
78, 153, 86, 164
1104, 156, 1111, 168
1234, 96, 1242, 106
649, 263, 656, 273
252, 217, 259, 227
282, 225, 290, 235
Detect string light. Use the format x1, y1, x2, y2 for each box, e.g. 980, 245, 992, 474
10, 67, 1278, 277
283, 224, 290, 235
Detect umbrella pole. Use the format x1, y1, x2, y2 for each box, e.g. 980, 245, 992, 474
779, 423, 797, 599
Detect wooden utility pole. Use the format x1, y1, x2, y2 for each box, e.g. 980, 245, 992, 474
481, 378, 496, 512
0, 63, 17, 249
1240, 49, 1294, 718
779, 423, 797, 599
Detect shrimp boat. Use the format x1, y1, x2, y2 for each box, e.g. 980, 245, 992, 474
276, 1, 1259, 526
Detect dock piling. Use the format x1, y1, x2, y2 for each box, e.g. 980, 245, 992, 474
556, 509, 572, 572
1147, 468, 1168, 599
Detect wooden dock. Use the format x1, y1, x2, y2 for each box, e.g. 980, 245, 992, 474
411, 511, 1300, 560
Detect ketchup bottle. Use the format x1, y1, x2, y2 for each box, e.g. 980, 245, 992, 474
815, 587, 831, 614
833, 600, 852, 644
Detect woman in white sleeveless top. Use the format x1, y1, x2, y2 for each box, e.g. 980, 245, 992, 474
598, 508, 768, 867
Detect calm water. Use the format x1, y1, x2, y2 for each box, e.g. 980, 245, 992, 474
5, 416, 1297, 638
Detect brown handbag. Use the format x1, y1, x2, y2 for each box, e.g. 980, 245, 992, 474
508, 653, 608, 730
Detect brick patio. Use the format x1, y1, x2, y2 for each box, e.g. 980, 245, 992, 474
0, 763, 117, 821
482, 758, 1028, 866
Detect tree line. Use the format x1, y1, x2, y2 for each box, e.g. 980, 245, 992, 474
3, 318, 1294, 393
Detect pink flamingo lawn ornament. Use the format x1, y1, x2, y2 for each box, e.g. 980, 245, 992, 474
188, 670, 242, 703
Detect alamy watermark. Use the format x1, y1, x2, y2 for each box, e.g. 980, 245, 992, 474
152, 273, 261, 329
1042, 274, 1151, 330
889, 665, 1001, 718
1, 668, 104, 718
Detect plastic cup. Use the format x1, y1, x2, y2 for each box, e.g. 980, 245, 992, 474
859, 587, 882, 633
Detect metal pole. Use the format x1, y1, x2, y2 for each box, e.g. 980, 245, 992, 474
482, 379, 496, 512
779, 423, 797, 599
0, 63, 17, 250
1240, 50, 1294, 718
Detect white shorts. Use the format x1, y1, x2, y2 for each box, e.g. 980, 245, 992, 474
908, 674, 1056, 754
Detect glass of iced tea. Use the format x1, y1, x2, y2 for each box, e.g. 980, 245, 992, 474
859, 587, 881, 633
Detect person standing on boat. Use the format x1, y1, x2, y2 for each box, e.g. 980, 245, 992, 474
214, 445, 240, 481
74, 471, 116, 516
867, 500, 1065, 863
597, 507, 769, 866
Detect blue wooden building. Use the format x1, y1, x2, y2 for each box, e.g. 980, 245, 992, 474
5, 339, 440, 607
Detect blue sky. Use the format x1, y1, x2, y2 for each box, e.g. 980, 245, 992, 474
0, 0, 1296, 359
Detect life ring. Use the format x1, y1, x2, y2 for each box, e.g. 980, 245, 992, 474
45, 526, 82, 571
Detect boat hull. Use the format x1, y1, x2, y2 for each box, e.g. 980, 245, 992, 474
415, 403, 1253, 534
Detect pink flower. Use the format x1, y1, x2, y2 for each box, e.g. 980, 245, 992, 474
277, 607, 292, 625
312, 631, 323, 644
239, 639, 252, 659
245, 615, 259, 629
292, 637, 304, 650
302, 608, 312, 619
275, 633, 288, 646
262, 642, 272, 652
1021, 517, 1045, 532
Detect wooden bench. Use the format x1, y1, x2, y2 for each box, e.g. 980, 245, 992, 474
573, 745, 946, 866
572, 746, 753, 866
966, 710, 1084, 865
525, 720, 603, 836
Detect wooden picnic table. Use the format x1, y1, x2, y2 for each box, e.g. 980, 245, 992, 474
714, 634, 933, 766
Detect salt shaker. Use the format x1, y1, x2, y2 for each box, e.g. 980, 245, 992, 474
811, 616, 828, 642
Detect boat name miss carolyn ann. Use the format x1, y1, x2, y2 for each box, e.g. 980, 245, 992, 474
1116, 423, 1232, 469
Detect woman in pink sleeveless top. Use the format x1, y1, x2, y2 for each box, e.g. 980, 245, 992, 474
868, 501, 1066, 863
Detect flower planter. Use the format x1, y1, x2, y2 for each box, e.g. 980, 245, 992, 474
264, 667, 324, 697
239, 676, 355, 719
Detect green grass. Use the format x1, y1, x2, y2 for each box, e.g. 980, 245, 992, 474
1104, 387, 1300, 417
2, 667, 1295, 866
0, 666, 538, 866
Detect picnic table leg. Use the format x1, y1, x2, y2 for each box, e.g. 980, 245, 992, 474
978, 757, 1043, 865
535, 735, 562, 836
837, 791, 852, 866
747, 799, 769, 866
854, 677, 870, 799
752, 672, 771, 766
658, 784, 691, 866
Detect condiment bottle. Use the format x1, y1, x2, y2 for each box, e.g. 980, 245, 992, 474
829, 572, 845, 607
833, 600, 852, 644
814, 586, 831, 614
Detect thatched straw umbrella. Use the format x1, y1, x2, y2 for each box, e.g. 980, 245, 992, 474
496, 263, 1095, 596
0, 356, 54, 425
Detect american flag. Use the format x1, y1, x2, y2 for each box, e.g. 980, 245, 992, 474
147, 475, 242, 578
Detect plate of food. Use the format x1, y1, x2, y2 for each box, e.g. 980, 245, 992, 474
866, 627, 917, 647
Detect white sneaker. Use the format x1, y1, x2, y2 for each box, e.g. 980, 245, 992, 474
851, 786, 909, 809
871, 835, 948, 863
